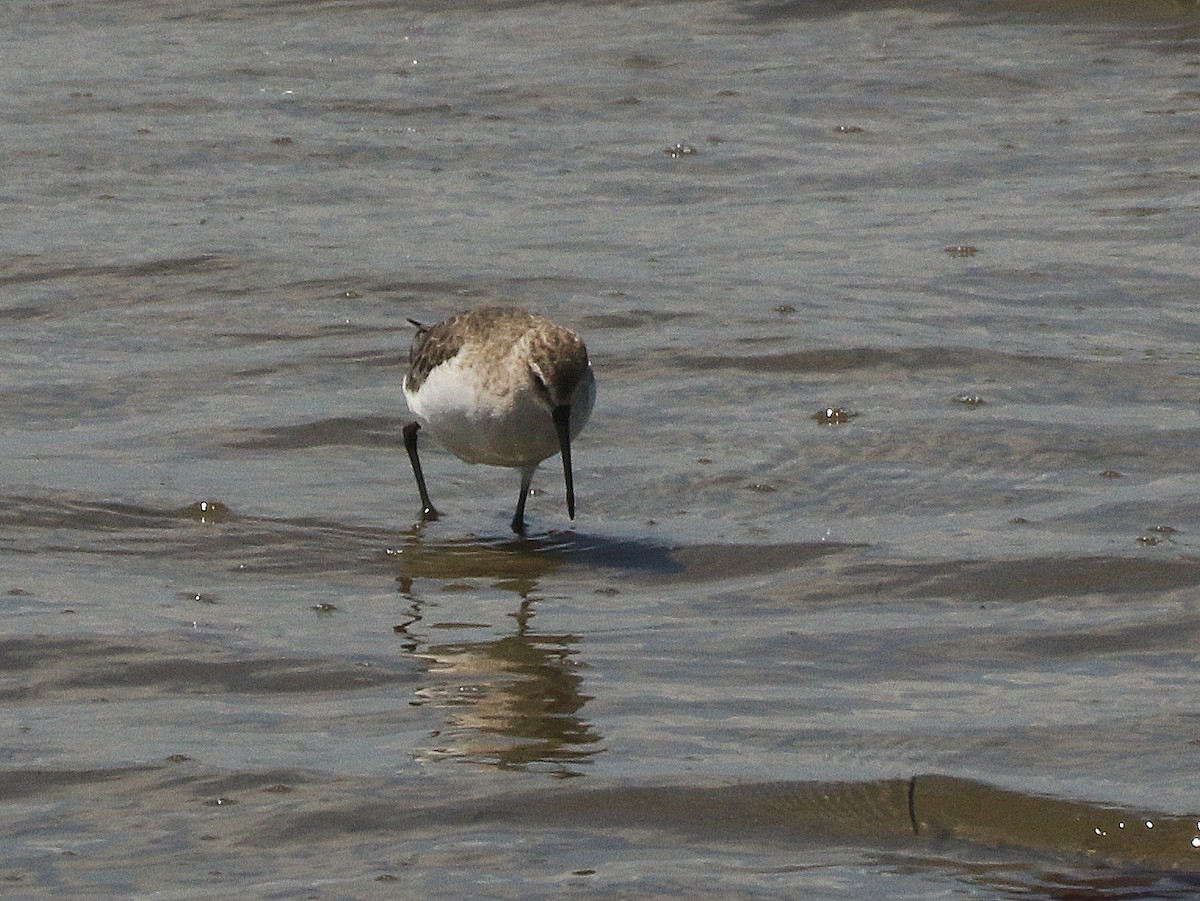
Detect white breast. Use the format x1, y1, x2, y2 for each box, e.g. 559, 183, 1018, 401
405, 356, 593, 469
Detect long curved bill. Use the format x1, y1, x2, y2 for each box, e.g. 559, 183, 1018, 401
552, 404, 575, 520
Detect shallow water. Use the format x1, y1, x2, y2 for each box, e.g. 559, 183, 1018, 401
4, 0, 1200, 897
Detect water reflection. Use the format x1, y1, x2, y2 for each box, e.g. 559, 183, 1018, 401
386, 530, 866, 773
387, 528, 685, 582
410, 616, 600, 773
388, 532, 636, 775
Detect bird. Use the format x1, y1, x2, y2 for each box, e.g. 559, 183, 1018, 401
401, 306, 596, 535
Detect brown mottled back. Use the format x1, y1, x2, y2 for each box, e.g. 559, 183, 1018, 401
405, 313, 469, 392
405, 307, 586, 395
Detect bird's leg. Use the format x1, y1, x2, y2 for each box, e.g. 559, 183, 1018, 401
402, 421, 439, 521
511, 467, 535, 535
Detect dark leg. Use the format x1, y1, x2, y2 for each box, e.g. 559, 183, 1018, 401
511, 468, 534, 535
403, 421, 439, 521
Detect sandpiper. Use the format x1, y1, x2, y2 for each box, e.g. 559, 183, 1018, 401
402, 306, 596, 534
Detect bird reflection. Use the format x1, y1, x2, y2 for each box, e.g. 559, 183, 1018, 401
413, 618, 600, 772
390, 533, 605, 774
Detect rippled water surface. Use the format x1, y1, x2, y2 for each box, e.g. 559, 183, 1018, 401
4, 0, 1200, 897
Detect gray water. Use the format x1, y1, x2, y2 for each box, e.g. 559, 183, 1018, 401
4, 0, 1200, 897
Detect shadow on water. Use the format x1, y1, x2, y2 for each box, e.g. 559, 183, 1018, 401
386, 528, 685, 585
387, 525, 863, 584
